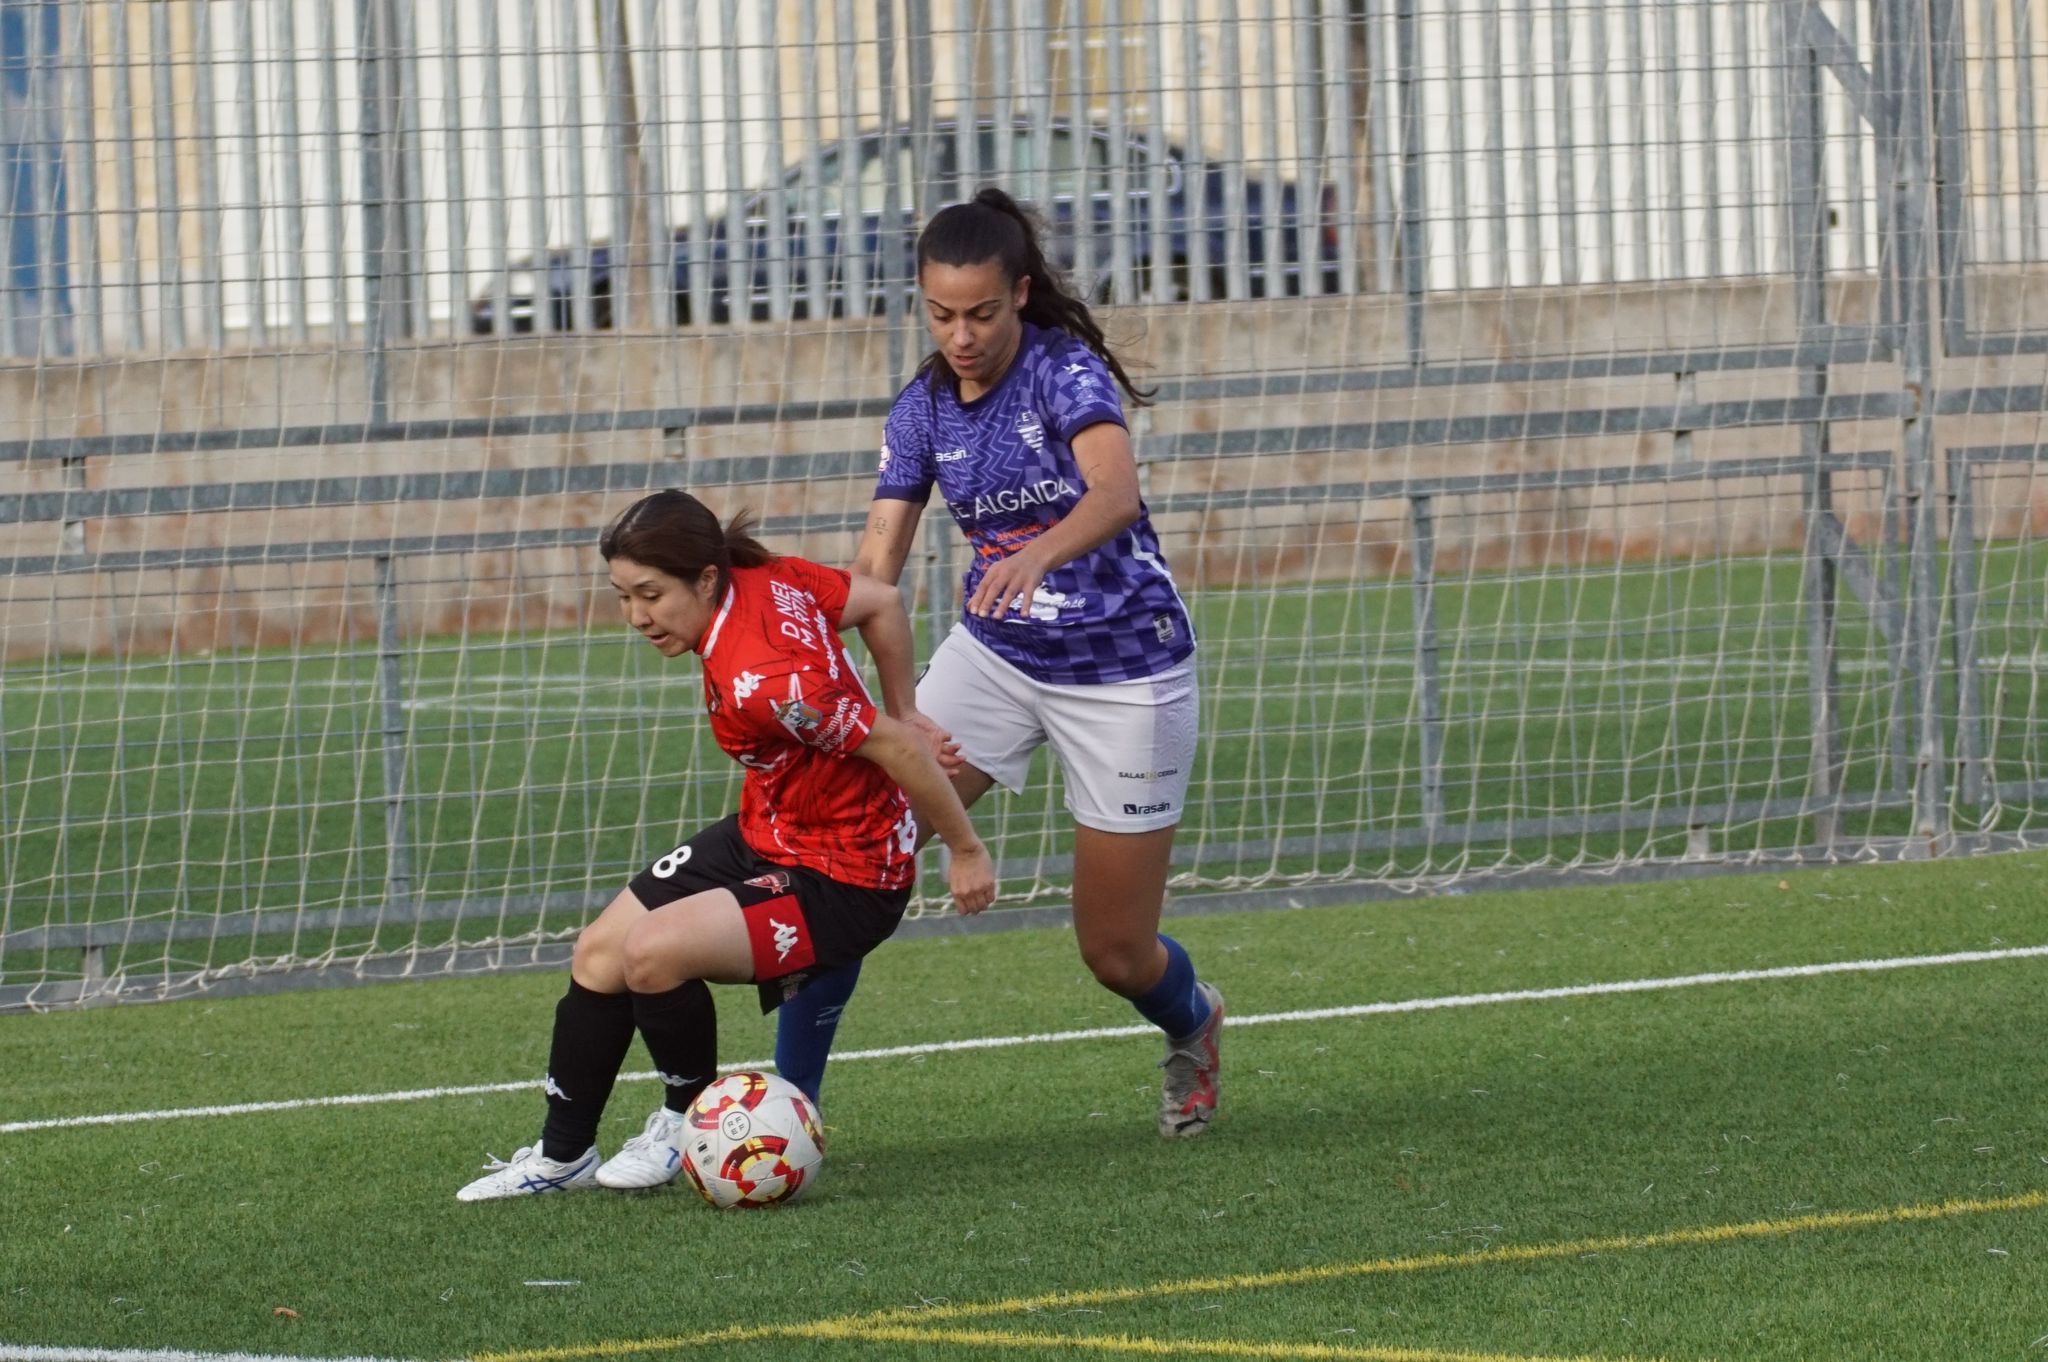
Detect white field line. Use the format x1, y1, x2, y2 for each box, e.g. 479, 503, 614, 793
0, 1349, 417, 1362
5, 944, 2045, 1138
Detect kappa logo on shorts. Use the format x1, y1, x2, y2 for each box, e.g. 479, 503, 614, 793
745, 870, 793, 895
770, 917, 802, 963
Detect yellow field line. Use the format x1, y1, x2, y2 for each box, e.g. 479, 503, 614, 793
762, 1320, 1678, 1362
470, 1188, 2046, 1362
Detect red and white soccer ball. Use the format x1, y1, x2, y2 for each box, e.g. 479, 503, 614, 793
680, 1071, 825, 1209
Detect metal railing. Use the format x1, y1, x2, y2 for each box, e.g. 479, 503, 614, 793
3, 0, 2044, 359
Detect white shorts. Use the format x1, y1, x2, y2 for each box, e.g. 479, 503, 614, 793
917, 625, 1197, 833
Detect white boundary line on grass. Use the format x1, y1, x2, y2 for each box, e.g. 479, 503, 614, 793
6, 942, 2045, 1138
0, 1348, 417, 1362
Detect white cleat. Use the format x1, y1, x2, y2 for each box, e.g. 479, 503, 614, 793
1159, 981, 1224, 1138
455, 1144, 600, 1202
596, 1107, 688, 1190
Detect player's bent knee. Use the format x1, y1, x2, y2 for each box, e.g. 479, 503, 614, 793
1079, 937, 1160, 997
620, 920, 698, 994
570, 923, 626, 990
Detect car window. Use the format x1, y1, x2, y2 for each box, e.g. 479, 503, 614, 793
973, 128, 1105, 197
856, 146, 916, 214
780, 148, 848, 217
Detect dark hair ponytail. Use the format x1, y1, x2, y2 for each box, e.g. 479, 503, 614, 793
915, 186, 1153, 407
598, 489, 775, 598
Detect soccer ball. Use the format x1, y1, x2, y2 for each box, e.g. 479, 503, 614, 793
680, 1071, 825, 1209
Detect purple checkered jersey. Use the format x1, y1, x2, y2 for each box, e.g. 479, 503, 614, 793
875, 321, 1195, 686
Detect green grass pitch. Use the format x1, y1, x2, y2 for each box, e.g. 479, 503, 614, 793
4, 851, 2046, 1361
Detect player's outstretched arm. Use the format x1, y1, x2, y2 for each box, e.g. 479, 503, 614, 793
850, 496, 926, 587
841, 570, 921, 719
855, 715, 996, 915
842, 568, 962, 773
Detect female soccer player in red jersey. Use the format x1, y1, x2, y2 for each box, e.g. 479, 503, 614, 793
456, 490, 994, 1200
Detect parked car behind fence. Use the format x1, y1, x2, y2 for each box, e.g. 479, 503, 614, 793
470, 119, 1341, 334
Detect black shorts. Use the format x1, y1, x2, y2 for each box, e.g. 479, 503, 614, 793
626, 814, 910, 1013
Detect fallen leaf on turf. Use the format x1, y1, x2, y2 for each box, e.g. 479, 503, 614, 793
272, 1307, 299, 1319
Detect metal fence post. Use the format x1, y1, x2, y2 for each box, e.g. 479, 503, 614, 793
1408, 494, 1446, 838
1395, 0, 1424, 360
877, 0, 907, 382
1944, 448, 1987, 809
1780, 0, 1843, 846
357, 0, 397, 422
1892, 0, 1949, 849
373, 555, 414, 916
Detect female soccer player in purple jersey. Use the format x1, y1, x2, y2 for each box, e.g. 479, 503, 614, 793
776, 187, 1223, 1138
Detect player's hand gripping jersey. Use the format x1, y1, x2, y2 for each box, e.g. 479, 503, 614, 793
876, 321, 1195, 685
695, 558, 916, 889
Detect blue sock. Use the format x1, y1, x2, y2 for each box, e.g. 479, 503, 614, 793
1130, 935, 1211, 1040
775, 959, 863, 1107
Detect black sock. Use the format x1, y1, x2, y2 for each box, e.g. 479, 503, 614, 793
539, 979, 636, 1161
632, 979, 718, 1116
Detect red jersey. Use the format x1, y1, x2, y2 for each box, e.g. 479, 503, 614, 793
694, 557, 916, 890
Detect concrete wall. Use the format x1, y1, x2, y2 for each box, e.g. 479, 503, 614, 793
5, 271, 2048, 661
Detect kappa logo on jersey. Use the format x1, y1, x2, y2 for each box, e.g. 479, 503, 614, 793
1016, 408, 1045, 451
770, 917, 802, 963
745, 870, 793, 895
731, 670, 764, 702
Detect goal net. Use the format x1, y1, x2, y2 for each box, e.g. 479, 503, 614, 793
2, 0, 2044, 1007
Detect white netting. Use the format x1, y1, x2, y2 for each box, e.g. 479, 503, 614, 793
3, 0, 2046, 1007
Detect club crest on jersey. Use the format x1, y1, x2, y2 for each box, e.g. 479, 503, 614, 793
1015, 408, 1045, 451
745, 870, 793, 894
772, 696, 824, 732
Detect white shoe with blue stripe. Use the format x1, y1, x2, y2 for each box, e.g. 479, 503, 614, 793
455, 1143, 600, 1201
595, 1107, 687, 1190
